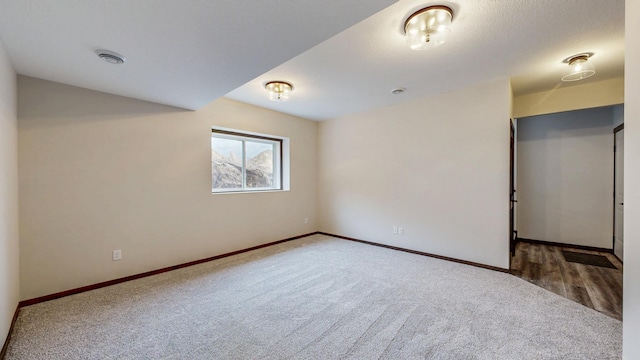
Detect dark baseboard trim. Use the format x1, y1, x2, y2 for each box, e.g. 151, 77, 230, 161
318, 232, 509, 273
18, 231, 514, 307
19, 232, 317, 308
516, 238, 613, 253
0, 305, 20, 360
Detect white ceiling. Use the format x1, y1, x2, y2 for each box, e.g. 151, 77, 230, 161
0, 0, 394, 110
227, 0, 625, 120
0, 0, 625, 120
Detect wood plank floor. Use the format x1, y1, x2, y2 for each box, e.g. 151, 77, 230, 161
510, 241, 623, 320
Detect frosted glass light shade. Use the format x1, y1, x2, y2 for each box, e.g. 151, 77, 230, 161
562, 55, 595, 82
404, 6, 453, 50
265, 81, 293, 101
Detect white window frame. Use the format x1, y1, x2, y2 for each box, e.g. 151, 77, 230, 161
211, 127, 290, 194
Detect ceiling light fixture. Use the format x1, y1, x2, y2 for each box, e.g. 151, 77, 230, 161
404, 5, 453, 50
95, 49, 126, 64
391, 87, 405, 95
561, 53, 595, 82
265, 81, 293, 102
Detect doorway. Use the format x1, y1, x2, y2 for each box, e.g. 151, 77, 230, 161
510, 105, 624, 318
513, 106, 619, 250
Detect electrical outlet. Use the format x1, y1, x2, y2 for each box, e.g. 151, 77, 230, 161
398, 227, 404, 236
393, 226, 398, 234
112, 249, 122, 261
304, 217, 309, 224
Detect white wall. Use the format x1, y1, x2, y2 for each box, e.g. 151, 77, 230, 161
318, 79, 512, 269
0, 38, 19, 345
624, 0, 640, 358
18, 76, 318, 300
513, 77, 624, 118
516, 107, 615, 248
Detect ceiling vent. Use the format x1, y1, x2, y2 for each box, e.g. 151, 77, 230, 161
95, 49, 126, 64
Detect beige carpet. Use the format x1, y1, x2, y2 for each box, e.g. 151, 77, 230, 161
6, 234, 622, 359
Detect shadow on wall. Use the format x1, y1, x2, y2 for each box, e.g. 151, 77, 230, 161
517, 106, 620, 141
18, 76, 188, 129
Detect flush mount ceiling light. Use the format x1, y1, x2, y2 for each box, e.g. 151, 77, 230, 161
391, 87, 406, 95
95, 49, 126, 64
404, 5, 453, 50
265, 81, 293, 102
561, 53, 595, 82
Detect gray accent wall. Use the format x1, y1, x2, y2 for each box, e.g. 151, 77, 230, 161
517, 106, 617, 248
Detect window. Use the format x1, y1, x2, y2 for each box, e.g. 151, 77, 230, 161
211, 129, 284, 193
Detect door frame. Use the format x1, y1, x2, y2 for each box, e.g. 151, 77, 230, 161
613, 123, 624, 262
509, 119, 517, 257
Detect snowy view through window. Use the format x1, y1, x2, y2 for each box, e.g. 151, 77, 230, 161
211, 133, 279, 192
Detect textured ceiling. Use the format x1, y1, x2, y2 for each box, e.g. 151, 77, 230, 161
0, 0, 395, 110
226, 0, 625, 120
0, 0, 625, 120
